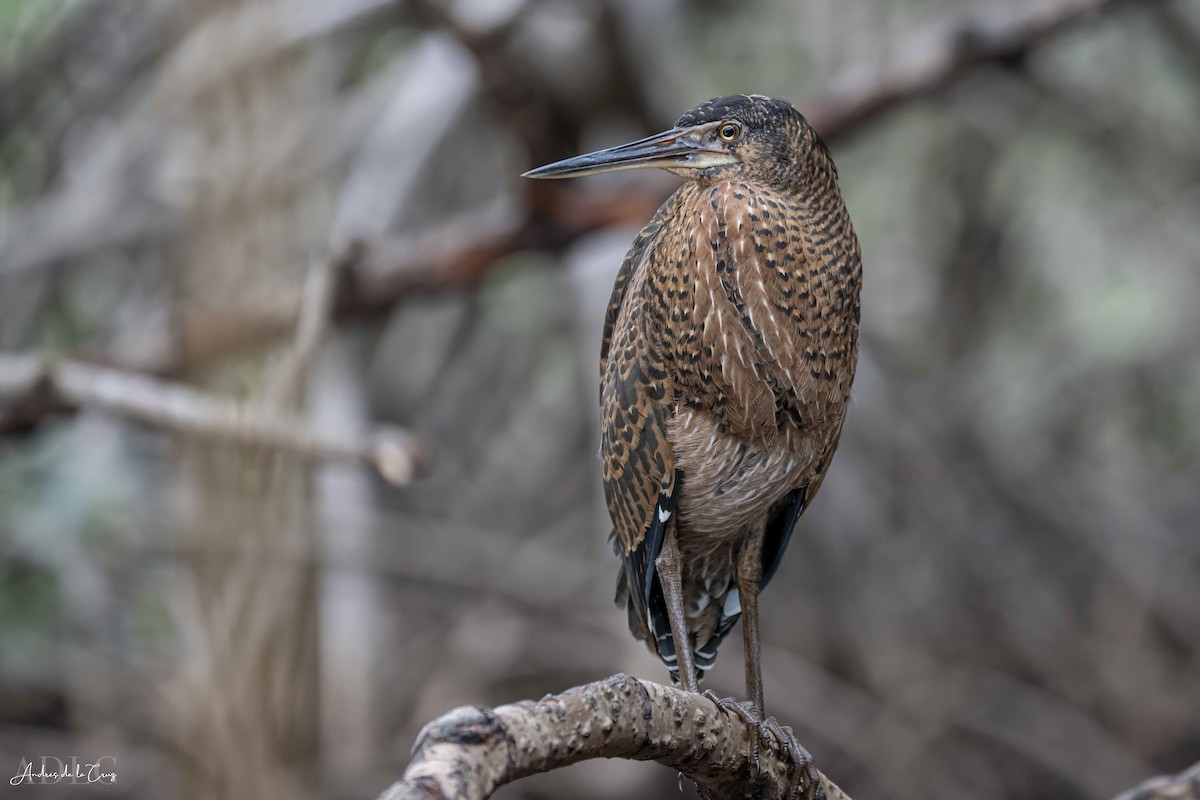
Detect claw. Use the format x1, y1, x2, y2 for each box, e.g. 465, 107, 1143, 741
700, 695, 821, 795
765, 720, 821, 800
708, 702, 821, 797
699, 692, 770, 772
761, 716, 787, 753
702, 691, 758, 726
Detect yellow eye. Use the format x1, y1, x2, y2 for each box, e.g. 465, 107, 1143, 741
717, 122, 742, 142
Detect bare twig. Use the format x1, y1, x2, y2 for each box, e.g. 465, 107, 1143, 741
0, 354, 426, 485
377, 674, 843, 800
264, 246, 344, 409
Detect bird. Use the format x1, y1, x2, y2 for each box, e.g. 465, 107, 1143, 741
524, 94, 861, 763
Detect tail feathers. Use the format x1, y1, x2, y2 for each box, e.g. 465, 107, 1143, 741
660, 631, 712, 682
649, 603, 679, 673
650, 592, 741, 683
614, 545, 742, 683
617, 565, 697, 681
694, 587, 742, 675
694, 637, 719, 673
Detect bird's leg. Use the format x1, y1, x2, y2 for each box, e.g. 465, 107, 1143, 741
655, 525, 699, 694
733, 526, 768, 769
730, 528, 822, 797
736, 526, 766, 720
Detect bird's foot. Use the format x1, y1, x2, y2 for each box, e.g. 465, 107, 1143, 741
700, 690, 757, 725
700, 692, 766, 770
701, 691, 822, 800
759, 717, 822, 800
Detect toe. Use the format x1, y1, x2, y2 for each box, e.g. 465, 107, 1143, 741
709, 695, 759, 728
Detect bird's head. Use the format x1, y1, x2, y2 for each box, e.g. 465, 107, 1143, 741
523, 94, 829, 189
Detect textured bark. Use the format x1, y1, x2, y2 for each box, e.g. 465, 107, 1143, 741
380, 673, 1200, 800
378, 674, 845, 800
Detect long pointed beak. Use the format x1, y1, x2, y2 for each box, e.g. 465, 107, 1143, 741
522, 126, 736, 179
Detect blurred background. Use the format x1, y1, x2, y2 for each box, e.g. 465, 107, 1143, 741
1, 0, 1198, 798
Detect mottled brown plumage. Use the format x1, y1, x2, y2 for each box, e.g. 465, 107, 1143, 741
527, 95, 861, 739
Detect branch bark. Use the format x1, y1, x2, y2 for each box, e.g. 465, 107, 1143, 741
377, 674, 844, 800
381, 673, 1200, 800
0, 354, 426, 485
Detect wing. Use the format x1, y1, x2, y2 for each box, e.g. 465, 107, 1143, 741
602, 195, 683, 653
600, 190, 685, 375
602, 269, 675, 612
618, 468, 681, 663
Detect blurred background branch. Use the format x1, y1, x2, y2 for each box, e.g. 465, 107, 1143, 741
0, 0, 1147, 377
0, 354, 424, 485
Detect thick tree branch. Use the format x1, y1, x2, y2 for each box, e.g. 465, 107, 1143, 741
0, 354, 426, 484
382, 673, 1200, 800
377, 674, 843, 800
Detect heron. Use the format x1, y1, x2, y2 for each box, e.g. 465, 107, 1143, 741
525, 94, 861, 774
